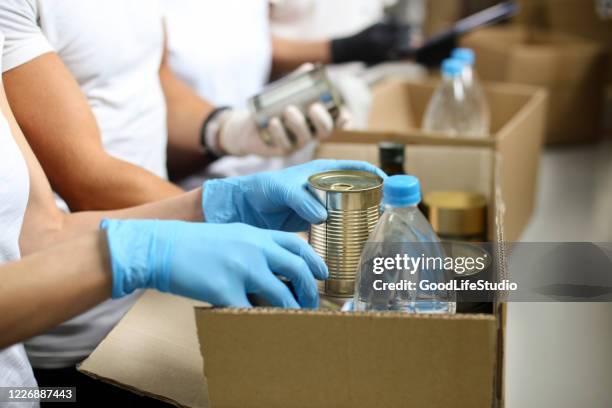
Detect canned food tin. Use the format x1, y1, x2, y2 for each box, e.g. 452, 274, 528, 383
308, 170, 383, 298
422, 191, 487, 241
249, 64, 342, 146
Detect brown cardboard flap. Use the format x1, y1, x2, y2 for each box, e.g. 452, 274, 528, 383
318, 143, 494, 203
496, 88, 547, 241
327, 130, 495, 147
79, 291, 209, 408
196, 308, 497, 408
366, 80, 535, 136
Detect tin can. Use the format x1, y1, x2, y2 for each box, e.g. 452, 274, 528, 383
422, 191, 490, 314
308, 170, 383, 298
248, 64, 342, 146
422, 191, 487, 241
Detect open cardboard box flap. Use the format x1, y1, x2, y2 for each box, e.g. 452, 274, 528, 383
79, 291, 209, 407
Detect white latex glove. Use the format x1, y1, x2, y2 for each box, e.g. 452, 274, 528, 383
215, 103, 351, 157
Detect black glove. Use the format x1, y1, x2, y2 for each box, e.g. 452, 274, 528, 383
414, 31, 458, 68
330, 21, 411, 65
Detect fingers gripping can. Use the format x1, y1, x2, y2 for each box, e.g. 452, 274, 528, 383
308, 170, 383, 297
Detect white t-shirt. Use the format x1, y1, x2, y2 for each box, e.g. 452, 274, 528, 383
163, 0, 271, 108
163, 0, 314, 182
0, 0, 167, 368
271, 0, 395, 40
0, 31, 38, 401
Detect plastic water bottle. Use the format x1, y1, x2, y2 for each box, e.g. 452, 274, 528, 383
353, 175, 456, 313
451, 47, 491, 133
422, 58, 489, 138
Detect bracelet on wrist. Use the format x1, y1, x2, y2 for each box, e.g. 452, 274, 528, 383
200, 106, 231, 158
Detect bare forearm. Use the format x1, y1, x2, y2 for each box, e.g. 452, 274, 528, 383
271, 36, 332, 74
3, 53, 184, 212
0, 231, 112, 348
160, 63, 214, 154
20, 188, 203, 256
63, 155, 184, 211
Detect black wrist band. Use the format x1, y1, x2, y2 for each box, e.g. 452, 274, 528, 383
200, 106, 231, 158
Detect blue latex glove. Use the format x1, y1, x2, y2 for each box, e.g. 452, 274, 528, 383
101, 220, 327, 308
203, 159, 387, 232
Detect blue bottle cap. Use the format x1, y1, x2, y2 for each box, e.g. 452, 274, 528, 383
451, 48, 475, 66
441, 58, 464, 77
383, 175, 421, 206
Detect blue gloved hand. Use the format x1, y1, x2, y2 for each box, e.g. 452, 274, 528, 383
100, 220, 327, 308
202, 159, 386, 232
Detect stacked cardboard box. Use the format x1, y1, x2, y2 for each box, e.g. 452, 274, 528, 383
515, 0, 612, 46
462, 27, 606, 144
515, 0, 612, 136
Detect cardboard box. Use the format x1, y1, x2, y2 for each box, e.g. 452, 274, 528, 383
422, 0, 502, 35
82, 143, 509, 407
80, 292, 503, 408
79, 292, 209, 407
322, 80, 546, 242
424, 0, 462, 36
462, 27, 607, 144
514, 0, 612, 46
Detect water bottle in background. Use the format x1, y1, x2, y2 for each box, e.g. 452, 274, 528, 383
451, 47, 491, 133
422, 58, 489, 138
354, 175, 456, 314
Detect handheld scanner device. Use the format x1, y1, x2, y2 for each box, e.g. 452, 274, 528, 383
248, 64, 343, 145
400, 1, 519, 58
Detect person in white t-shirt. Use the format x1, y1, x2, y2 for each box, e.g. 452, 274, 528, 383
0, 0, 351, 379
0, 29, 383, 402
163, 0, 405, 107
0, 30, 38, 407
163, 0, 414, 182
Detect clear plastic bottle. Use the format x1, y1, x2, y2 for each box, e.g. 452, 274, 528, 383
353, 175, 456, 314
422, 58, 488, 138
451, 47, 491, 133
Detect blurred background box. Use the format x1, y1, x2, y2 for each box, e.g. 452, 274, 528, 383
424, 0, 463, 36
514, 0, 612, 90
322, 79, 546, 242
515, 0, 612, 45
462, 27, 607, 144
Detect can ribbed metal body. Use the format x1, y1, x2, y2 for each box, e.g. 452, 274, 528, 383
308, 170, 382, 298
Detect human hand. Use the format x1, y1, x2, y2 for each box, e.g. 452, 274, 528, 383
202, 159, 386, 231
331, 21, 411, 65
101, 220, 328, 308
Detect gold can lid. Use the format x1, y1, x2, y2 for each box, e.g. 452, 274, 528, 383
308, 170, 383, 192
423, 191, 487, 237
